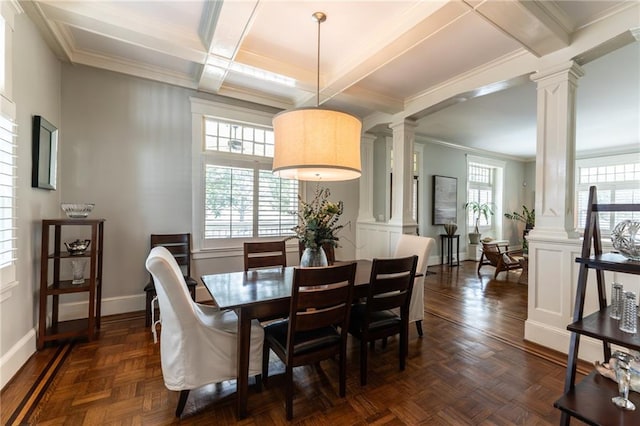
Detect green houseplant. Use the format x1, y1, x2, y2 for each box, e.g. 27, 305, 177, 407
290, 187, 344, 266
464, 201, 494, 244
504, 205, 535, 229
504, 205, 535, 253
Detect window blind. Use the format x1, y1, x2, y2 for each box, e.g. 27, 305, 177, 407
0, 113, 16, 270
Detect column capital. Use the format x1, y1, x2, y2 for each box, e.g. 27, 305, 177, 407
388, 118, 418, 131
530, 61, 584, 84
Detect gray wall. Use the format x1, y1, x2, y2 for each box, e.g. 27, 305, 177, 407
2, 12, 61, 387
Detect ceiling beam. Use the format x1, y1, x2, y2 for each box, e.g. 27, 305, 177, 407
468, 0, 570, 57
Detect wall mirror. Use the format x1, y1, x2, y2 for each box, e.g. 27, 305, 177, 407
31, 115, 58, 190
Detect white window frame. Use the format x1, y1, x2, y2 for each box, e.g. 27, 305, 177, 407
190, 98, 301, 255
575, 153, 640, 234
466, 155, 505, 238
0, 0, 20, 302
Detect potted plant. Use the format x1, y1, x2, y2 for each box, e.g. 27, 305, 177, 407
464, 201, 494, 244
504, 205, 535, 253
504, 205, 535, 229
290, 186, 344, 267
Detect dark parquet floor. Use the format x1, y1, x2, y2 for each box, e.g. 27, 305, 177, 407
1, 261, 589, 425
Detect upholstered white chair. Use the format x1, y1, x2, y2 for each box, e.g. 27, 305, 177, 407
393, 234, 435, 337
145, 246, 264, 417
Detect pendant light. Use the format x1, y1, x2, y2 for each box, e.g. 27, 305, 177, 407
272, 12, 362, 181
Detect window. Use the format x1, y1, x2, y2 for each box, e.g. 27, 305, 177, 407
191, 98, 299, 251
465, 155, 505, 237
576, 155, 640, 232
0, 2, 19, 300
467, 164, 494, 228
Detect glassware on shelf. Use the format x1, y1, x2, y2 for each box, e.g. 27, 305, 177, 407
612, 351, 637, 411
611, 219, 640, 260
610, 282, 624, 320
71, 259, 87, 285
619, 291, 637, 334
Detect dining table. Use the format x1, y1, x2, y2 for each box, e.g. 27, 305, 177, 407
201, 259, 374, 419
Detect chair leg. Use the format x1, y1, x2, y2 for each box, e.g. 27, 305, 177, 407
415, 320, 423, 337
381, 337, 387, 348
254, 374, 262, 393
262, 342, 270, 385
175, 389, 190, 417
285, 365, 294, 420
360, 338, 368, 386
145, 289, 154, 327
400, 323, 408, 371
339, 346, 347, 397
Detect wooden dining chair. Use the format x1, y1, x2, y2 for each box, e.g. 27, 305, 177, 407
243, 240, 287, 271
261, 262, 357, 420
348, 255, 418, 386
478, 242, 523, 279
144, 233, 197, 328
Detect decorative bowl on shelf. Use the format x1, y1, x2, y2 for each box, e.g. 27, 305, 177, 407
65, 239, 91, 255
61, 203, 95, 218
443, 223, 457, 236
611, 219, 640, 261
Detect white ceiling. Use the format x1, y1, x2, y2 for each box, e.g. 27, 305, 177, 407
22, 0, 640, 159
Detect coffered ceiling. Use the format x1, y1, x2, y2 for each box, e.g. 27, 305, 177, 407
21, 0, 640, 158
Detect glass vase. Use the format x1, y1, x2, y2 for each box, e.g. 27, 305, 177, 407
611, 219, 640, 260
300, 246, 328, 268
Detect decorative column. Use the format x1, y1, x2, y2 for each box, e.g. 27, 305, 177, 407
389, 119, 418, 230
529, 61, 584, 240
357, 133, 376, 223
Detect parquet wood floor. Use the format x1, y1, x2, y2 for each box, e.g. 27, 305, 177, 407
2, 261, 590, 425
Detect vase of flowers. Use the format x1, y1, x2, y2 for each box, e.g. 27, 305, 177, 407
291, 187, 344, 267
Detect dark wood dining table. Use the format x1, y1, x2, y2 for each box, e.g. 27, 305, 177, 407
201, 259, 373, 419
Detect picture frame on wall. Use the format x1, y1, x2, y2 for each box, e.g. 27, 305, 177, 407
31, 115, 58, 190
433, 175, 457, 225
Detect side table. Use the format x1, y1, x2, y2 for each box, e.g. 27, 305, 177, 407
440, 234, 460, 267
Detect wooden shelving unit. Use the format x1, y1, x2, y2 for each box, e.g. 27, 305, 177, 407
37, 219, 105, 349
553, 187, 640, 425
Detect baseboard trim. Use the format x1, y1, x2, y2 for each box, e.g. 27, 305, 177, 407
524, 318, 603, 362
58, 286, 214, 321
1, 328, 36, 390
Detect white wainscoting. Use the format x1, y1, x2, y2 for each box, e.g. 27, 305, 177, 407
525, 236, 640, 362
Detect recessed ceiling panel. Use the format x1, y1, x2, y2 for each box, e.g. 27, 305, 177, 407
70, 27, 197, 76
241, 1, 419, 75
358, 11, 522, 99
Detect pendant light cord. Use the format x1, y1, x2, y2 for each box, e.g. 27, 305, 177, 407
312, 12, 326, 108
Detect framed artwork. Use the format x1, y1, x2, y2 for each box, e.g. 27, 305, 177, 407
433, 175, 457, 225
31, 115, 58, 190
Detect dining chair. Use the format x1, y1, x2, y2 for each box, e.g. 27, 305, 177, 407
144, 233, 197, 328
261, 262, 357, 420
244, 240, 287, 271
393, 234, 435, 337
478, 242, 523, 279
349, 255, 418, 386
145, 246, 264, 417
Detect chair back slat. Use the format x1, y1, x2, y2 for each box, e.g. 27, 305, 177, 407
244, 241, 287, 271
295, 302, 348, 332
150, 233, 192, 278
